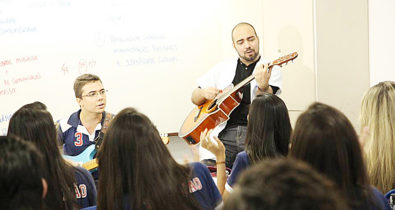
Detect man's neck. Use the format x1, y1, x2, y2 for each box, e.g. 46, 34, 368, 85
80, 110, 102, 126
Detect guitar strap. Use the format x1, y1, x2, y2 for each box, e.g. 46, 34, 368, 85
94, 112, 114, 151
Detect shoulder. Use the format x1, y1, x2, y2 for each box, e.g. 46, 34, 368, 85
73, 166, 94, 182
232, 151, 250, 172
212, 58, 238, 72
369, 186, 391, 210
189, 162, 210, 176
58, 110, 81, 131
81, 206, 96, 210
257, 56, 271, 64
235, 151, 249, 164
237, 150, 248, 158
198, 58, 238, 88
227, 151, 250, 189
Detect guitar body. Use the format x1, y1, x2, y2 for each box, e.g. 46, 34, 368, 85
179, 90, 242, 144
179, 52, 298, 145
63, 145, 96, 166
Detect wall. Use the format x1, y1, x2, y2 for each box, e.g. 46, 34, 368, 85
315, 0, 369, 130
368, 0, 395, 86
0, 0, 266, 134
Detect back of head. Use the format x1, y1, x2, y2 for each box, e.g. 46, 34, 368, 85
290, 102, 371, 208
97, 107, 199, 210
7, 107, 76, 210
245, 93, 292, 163
224, 158, 348, 210
0, 135, 45, 210
360, 81, 395, 192
20, 101, 47, 110
74, 73, 102, 98
8, 108, 60, 163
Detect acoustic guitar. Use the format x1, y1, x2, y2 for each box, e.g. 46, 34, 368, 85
178, 52, 298, 144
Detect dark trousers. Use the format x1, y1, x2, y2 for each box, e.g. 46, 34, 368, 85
218, 125, 247, 169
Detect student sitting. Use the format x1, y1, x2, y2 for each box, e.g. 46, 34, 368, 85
290, 102, 390, 210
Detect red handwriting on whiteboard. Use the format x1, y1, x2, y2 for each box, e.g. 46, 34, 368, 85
0, 73, 42, 97
15, 56, 38, 63
0, 56, 38, 69
78, 59, 96, 74
62, 64, 70, 75
0, 88, 16, 96
12, 73, 41, 84
0, 59, 12, 67
61, 59, 97, 75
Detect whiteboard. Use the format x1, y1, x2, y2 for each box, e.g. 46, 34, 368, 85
0, 0, 265, 135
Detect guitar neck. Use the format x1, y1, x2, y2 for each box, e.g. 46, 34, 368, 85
82, 159, 98, 171
233, 61, 276, 91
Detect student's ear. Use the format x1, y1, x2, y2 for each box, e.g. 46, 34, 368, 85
76, 98, 82, 108
42, 179, 48, 198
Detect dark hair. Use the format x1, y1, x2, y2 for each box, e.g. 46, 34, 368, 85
290, 102, 376, 209
74, 73, 102, 98
245, 93, 292, 163
0, 135, 45, 210
7, 107, 77, 210
20, 101, 47, 110
224, 158, 348, 210
97, 107, 200, 210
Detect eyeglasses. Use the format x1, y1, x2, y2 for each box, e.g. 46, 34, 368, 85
82, 89, 108, 98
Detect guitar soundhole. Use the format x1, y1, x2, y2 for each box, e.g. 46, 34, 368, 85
208, 100, 217, 110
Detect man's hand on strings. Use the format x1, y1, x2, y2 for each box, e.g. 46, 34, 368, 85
255, 63, 273, 93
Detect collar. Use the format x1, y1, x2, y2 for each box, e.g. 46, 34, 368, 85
67, 110, 106, 128
237, 55, 261, 68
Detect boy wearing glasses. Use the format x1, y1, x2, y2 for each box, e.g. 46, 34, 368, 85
57, 74, 113, 157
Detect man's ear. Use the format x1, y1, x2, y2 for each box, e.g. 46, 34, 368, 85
76, 98, 82, 108
41, 179, 48, 198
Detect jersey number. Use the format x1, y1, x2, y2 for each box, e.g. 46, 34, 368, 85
74, 132, 83, 146
74, 184, 87, 198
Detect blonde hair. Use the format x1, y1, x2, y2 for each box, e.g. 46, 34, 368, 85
360, 81, 395, 193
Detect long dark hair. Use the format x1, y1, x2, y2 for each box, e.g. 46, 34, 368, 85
7, 108, 76, 210
97, 107, 200, 210
245, 93, 292, 163
0, 135, 46, 210
290, 102, 376, 209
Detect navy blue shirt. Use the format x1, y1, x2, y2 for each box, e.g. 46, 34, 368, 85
74, 166, 97, 208
189, 162, 222, 209
226, 151, 250, 190
57, 110, 108, 156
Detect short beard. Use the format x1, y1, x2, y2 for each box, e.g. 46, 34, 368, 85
241, 51, 258, 62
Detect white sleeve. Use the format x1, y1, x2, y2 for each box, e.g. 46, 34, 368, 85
269, 64, 283, 94
196, 62, 221, 89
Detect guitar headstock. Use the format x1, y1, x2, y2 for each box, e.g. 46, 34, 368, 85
272, 52, 298, 67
